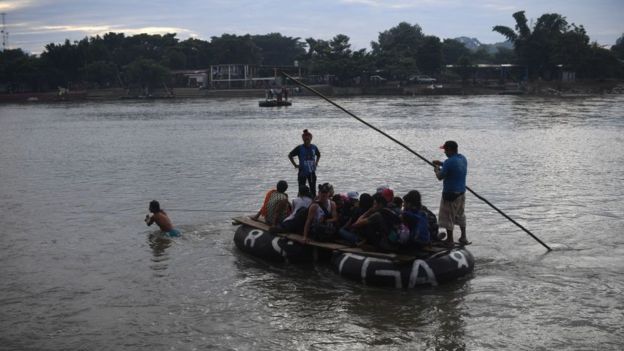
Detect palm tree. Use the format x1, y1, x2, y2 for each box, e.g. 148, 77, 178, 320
493, 11, 533, 77
494, 11, 576, 79
493, 11, 531, 44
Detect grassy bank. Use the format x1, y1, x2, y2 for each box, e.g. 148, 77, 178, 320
1, 80, 622, 103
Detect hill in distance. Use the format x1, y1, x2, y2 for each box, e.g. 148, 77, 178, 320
453, 36, 513, 54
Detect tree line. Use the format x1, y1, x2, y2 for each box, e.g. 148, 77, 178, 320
1, 11, 623, 92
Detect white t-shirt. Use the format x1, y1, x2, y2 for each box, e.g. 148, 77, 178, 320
283, 196, 313, 222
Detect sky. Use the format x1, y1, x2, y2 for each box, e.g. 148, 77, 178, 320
1, 0, 623, 55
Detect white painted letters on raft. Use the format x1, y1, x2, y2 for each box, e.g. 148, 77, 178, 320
244, 229, 264, 248
337, 253, 438, 288
408, 259, 438, 287
271, 237, 286, 257
450, 251, 469, 269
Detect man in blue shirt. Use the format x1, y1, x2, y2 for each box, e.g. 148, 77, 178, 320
433, 140, 469, 247
288, 129, 321, 198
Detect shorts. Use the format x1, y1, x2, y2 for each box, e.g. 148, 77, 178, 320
166, 229, 181, 237
438, 193, 466, 231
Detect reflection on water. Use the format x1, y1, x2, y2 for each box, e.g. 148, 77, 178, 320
230, 253, 472, 350
148, 233, 171, 273
148, 233, 173, 256
1, 95, 623, 350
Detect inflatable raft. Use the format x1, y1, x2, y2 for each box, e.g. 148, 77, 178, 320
232, 217, 475, 288
259, 100, 292, 107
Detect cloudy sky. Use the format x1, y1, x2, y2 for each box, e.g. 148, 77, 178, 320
2, 0, 623, 54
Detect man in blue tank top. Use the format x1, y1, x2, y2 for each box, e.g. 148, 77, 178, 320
288, 129, 321, 197
433, 140, 469, 247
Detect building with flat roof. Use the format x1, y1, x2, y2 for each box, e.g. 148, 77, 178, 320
173, 64, 303, 89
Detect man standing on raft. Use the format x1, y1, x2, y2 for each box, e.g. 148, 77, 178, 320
288, 129, 321, 198
433, 140, 469, 247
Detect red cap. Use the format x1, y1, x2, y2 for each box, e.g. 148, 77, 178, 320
381, 188, 394, 203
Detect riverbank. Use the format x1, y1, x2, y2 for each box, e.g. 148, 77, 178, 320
1, 80, 622, 103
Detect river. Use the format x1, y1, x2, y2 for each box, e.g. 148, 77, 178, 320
1, 95, 623, 350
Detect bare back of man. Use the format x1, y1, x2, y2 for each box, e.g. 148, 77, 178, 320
145, 200, 181, 237
147, 211, 174, 232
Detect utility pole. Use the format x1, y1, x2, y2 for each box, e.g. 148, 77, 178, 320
1, 13, 8, 51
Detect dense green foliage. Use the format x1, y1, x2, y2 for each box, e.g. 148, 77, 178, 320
493, 11, 622, 79
0, 32, 306, 92
1, 12, 622, 92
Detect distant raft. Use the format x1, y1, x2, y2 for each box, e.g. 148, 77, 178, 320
232, 218, 475, 288
259, 100, 292, 107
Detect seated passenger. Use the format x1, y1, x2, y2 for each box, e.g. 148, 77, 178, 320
392, 196, 404, 210
332, 194, 351, 228
318, 182, 335, 199
346, 191, 359, 207
400, 190, 431, 248
381, 188, 394, 204
302, 183, 338, 242
252, 180, 290, 225
379, 187, 400, 214
339, 193, 373, 246
350, 193, 400, 250
271, 186, 313, 233
376, 185, 389, 194
145, 200, 181, 237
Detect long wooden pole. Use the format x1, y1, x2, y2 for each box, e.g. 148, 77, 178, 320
281, 71, 552, 252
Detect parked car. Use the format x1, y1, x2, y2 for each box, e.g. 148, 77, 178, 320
409, 75, 437, 84
370, 75, 387, 82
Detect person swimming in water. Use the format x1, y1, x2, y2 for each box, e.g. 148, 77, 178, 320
145, 200, 181, 237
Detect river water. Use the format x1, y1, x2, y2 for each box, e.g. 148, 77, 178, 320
1, 95, 623, 350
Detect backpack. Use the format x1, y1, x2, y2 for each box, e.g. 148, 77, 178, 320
421, 206, 440, 241
402, 209, 430, 244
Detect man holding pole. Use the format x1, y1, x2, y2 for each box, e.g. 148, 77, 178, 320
433, 140, 469, 247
